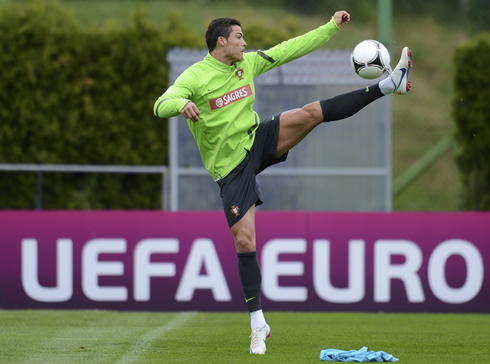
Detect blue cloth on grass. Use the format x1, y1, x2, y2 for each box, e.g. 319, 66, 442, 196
320, 346, 399, 362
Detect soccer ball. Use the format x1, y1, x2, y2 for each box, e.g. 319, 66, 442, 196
350, 40, 391, 79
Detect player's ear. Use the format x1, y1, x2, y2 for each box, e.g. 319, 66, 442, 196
217, 35, 227, 47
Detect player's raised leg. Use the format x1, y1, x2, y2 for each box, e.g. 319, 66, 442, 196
277, 46, 412, 157
276, 85, 385, 156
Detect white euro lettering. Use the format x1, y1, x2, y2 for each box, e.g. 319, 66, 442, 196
262, 239, 307, 301
374, 240, 424, 302
313, 239, 365, 303
428, 239, 484, 303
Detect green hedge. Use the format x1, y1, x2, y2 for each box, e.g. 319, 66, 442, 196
0, 1, 198, 209
453, 33, 490, 210
0, 1, 301, 209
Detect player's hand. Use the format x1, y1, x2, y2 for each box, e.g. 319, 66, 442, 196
333, 11, 350, 28
181, 102, 200, 122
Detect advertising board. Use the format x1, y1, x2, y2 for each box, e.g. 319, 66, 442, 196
0, 211, 488, 312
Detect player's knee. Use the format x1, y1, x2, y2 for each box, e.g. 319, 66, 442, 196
234, 232, 256, 253
301, 102, 323, 123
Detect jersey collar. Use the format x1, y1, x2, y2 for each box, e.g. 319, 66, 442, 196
205, 52, 241, 71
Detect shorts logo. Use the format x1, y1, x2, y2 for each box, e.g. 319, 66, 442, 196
230, 205, 240, 217
209, 84, 252, 110
235, 67, 244, 80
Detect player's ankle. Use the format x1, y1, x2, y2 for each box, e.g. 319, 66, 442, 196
378, 77, 395, 95
250, 309, 266, 330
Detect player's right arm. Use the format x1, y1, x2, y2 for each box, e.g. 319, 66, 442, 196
154, 70, 198, 120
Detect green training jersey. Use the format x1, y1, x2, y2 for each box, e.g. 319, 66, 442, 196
154, 17, 339, 181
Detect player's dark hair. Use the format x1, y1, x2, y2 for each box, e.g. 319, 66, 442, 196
206, 18, 241, 52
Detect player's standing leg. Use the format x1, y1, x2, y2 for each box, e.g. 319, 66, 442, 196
231, 206, 271, 355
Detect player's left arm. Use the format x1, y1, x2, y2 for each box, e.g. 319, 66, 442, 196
250, 11, 350, 76
333, 11, 350, 28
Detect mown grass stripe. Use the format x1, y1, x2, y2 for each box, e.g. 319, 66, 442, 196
116, 311, 197, 364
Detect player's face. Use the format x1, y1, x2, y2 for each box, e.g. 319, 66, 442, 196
223, 25, 247, 64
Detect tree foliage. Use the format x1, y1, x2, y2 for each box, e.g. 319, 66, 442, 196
0, 1, 200, 208
453, 33, 490, 210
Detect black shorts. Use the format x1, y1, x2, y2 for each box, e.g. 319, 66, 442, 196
217, 113, 288, 228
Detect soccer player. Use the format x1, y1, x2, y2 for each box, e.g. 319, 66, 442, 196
154, 11, 411, 355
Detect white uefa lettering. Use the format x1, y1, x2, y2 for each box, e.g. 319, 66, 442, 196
134, 239, 179, 301
374, 240, 424, 302
82, 239, 127, 301
428, 239, 484, 304
313, 239, 365, 303
19, 234, 484, 306
262, 239, 307, 302
175, 239, 231, 301
21, 239, 73, 302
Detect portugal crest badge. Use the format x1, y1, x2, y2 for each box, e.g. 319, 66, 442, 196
230, 205, 240, 217
235, 67, 244, 80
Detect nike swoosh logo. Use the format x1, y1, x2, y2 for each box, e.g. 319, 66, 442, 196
397, 68, 407, 89
365, 86, 369, 92
246, 297, 255, 302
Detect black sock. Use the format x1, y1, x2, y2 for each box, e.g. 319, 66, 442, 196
320, 83, 384, 122
237, 251, 262, 312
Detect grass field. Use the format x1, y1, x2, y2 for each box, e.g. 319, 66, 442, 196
1, 310, 489, 363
